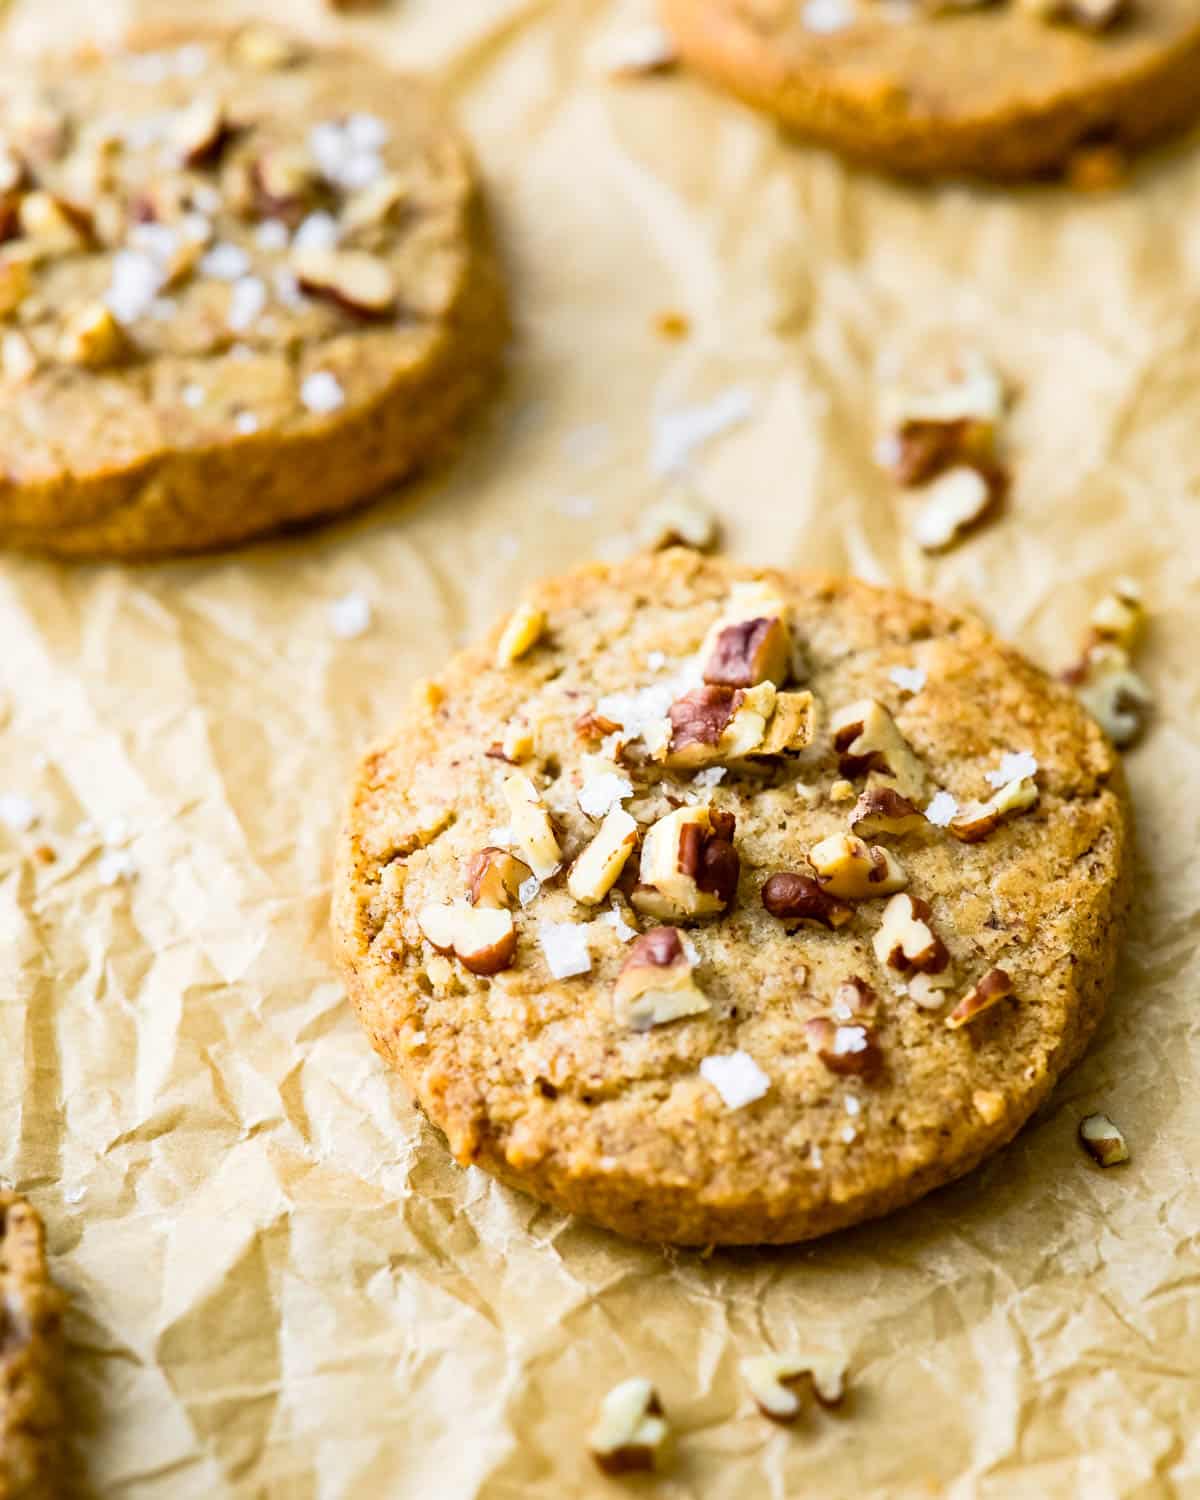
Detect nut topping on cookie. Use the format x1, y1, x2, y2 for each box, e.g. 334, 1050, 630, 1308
805, 1016, 882, 1077
808, 833, 907, 901
495, 602, 547, 667
849, 786, 926, 838
881, 350, 1006, 486
173, 97, 234, 168
704, 616, 791, 688
568, 806, 639, 904
417, 903, 517, 976
293, 247, 397, 317
1079, 1112, 1130, 1166
945, 967, 1014, 1029
58, 302, 130, 367
831, 699, 924, 797
18, 190, 92, 252
501, 772, 562, 880
872, 893, 950, 974
1018, 0, 1129, 30
832, 977, 878, 1019
467, 847, 531, 909
612, 926, 709, 1030
948, 775, 1038, 843
741, 1355, 847, 1422
587, 1378, 673, 1475
761, 872, 854, 928
1088, 579, 1145, 651
757, 690, 818, 756
636, 805, 739, 919
665, 682, 776, 767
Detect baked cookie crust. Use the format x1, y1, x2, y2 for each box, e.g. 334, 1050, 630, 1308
660, 0, 1200, 178
0, 29, 506, 557
0, 1195, 66, 1500
333, 551, 1131, 1246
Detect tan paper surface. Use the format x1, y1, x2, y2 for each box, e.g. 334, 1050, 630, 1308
2, 1, 1199, 1495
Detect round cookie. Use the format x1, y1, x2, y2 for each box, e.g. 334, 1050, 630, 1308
660, 0, 1200, 179
333, 551, 1130, 1246
0, 29, 506, 557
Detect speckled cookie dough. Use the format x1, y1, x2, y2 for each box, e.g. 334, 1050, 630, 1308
660, 0, 1200, 179
0, 1195, 67, 1500
333, 551, 1131, 1246
0, 28, 506, 557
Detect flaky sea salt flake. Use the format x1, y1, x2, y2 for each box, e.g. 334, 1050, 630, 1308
700, 1051, 770, 1111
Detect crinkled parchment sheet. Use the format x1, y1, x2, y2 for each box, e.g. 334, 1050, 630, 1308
2, 0, 1199, 1495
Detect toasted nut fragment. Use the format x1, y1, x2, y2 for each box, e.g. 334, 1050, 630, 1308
500, 721, 535, 762
58, 302, 129, 368
1073, 645, 1152, 748
850, 786, 925, 838
254, 146, 318, 216
908, 970, 956, 1010
18, 191, 90, 252
417, 903, 517, 976
973, 1089, 1006, 1125
829, 779, 855, 803
638, 805, 739, 919
872, 893, 949, 974
704, 616, 791, 689
502, 773, 562, 881
575, 709, 622, 744
761, 873, 853, 929
173, 97, 234, 168
805, 1016, 881, 1077
612, 926, 709, 1030
635, 494, 718, 552
808, 833, 906, 902
1018, 0, 1127, 27
664, 681, 777, 768
587, 1378, 672, 1476
467, 847, 531, 909
758, 690, 818, 756
945, 967, 1014, 1029
1088, 579, 1145, 652
568, 807, 639, 905
342, 174, 410, 241
1079, 1112, 1130, 1166
883, 349, 1006, 435
234, 25, 306, 69
1, 330, 36, 383
741, 1355, 847, 1423
910, 466, 1001, 554
830, 699, 925, 798
294, 247, 396, 318
0, 255, 31, 318
886, 416, 997, 488
948, 776, 1038, 843
495, 602, 547, 668
832, 977, 878, 1019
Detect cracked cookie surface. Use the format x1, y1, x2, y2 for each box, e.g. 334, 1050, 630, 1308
333, 551, 1130, 1245
0, 1195, 66, 1500
661, 0, 1200, 178
0, 29, 505, 557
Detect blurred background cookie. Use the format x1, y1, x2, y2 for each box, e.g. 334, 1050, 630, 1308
660, 0, 1200, 178
0, 1194, 66, 1500
0, 28, 506, 557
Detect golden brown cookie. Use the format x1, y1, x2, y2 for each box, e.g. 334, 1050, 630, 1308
0, 29, 506, 557
0, 1195, 66, 1500
660, 0, 1200, 178
333, 551, 1130, 1246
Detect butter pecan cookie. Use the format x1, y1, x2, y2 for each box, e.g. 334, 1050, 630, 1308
0, 1194, 67, 1499
0, 29, 505, 556
333, 551, 1131, 1245
660, 0, 1200, 178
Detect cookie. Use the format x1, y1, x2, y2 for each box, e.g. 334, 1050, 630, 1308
333, 551, 1130, 1246
0, 1195, 66, 1499
0, 28, 506, 557
660, 0, 1200, 179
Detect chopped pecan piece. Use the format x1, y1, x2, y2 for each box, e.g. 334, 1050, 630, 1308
612, 926, 709, 1030
761, 873, 853, 929
945, 968, 1014, 1029
872, 893, 949, 974
804, 1017, 881, 1077
703, 616, 791, 689
808, 833, 906, 902
849, 786, 925, 838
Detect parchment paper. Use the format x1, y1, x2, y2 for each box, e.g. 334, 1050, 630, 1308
2, 1, 1199, 1495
